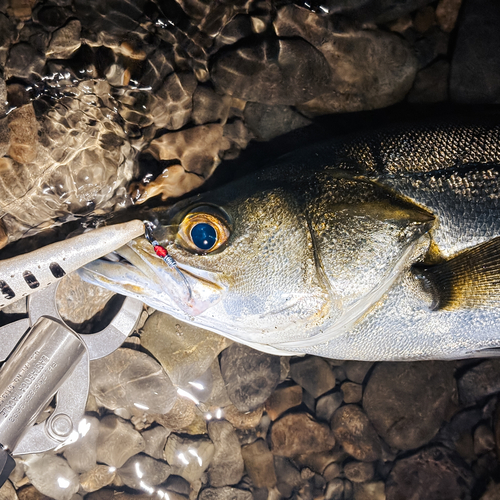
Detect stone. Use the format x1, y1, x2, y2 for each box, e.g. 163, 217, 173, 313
436, 0, 463, 32
325, 479, 344, 500
96, 415, 145, 468
207, 420, 244, 487
450, 0, 500, 103
437, 408, 481, 460
199, 488, 252, 500
241, 439, 277, 488
331, 405, 382, 462
265, 384, 302, 421
142, 425, 171, 460
316, 392, 343, 422
148, 395, 197, 432
271, 412, 336, 457
192, 86, 231, 125
323, 463, 341, 482
408, 60, 449, 103
141, 311, 228, 388
480, 482, 500, 500
457, 360, 500, 406
274, 456, 304, 498
474, 424, 496, 456
289, 357, 336, 398
220, 343, 281, 412
353, 481, 385, 500
163, 475, 191, 496
90, 348, 177, 416
5, 43, 45, 79
296, 445, 347, 474
385, 446, 474, 500
24, 455, 79, 500
343, 361, 374, 384
0, 481, 17, 500
118, 454, 171, 489
363, 362, 455, 450
163, 434, 215, 483
344, 462, 375, 483
341, 382, 363, 404
63, 415, 100, 473
79, 465, 116, 493
223, 404, 264, 430
47, 20, 81, 59
17, 486, 50, 500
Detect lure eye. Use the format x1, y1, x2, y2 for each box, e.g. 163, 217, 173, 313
177, 209, 230, 254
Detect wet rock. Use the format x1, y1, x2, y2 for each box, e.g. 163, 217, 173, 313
344, 462, 375, 483
96, 415, 145, 468
241, 439, 277, 488
207, 420, 244, 487
274, 456, 304, 497
163, 475, 191, 497
271, 412, 336, 457
149, 395, 197, 432
8, 103, 38, 164
221, 119, 252, 160
220, 343, 281, 412
90, 348, 177, 416
289, 357, 336, 398
164, 434, 215, 483
63, 415, 100, 473
363, 362, 455, 450
458, 360, 500, 406
212, 37, 331, 105
265, 384, 302, 421
24, 455, 79, 500
437, 408, 481, 459
408, 59, 449, 103
436, 0, 463, 32
16, 487, 48, 500
386, 446, 474, 500
324, 463, 342, 482
450, 0, 500, 103
0, 481, 17, 500
79, 465, 116, 493
223, 404, 264, 430
480, 482, 500, 500
474, 424, 496, 455
192, 86, 231, 125
142, 425, 171, 460
316, 392, 343, 422
343, 361, 373, 384
199, 487, 252, 500
353, 481, 385, 500
341, 382, 363, 404
331, 405, 382, 462
118, 454, 171, 489
325, 479, 344, 500
296, 445, 347, 475
47, 20, 81, 59
5, 43, 45, 79
141, 311, 228, 388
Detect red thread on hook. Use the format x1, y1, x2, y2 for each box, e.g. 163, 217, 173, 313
154, 245, 168, 258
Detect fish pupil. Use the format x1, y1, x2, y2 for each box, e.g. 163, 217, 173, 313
191, 223, 217, 250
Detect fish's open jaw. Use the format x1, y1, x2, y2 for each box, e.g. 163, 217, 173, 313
79, 237, 227, 317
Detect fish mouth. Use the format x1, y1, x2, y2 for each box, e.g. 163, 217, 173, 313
78, 237, 228, 317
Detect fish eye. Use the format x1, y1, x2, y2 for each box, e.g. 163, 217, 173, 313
177, 208, 230, 254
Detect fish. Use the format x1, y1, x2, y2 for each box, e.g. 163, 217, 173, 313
79, 120, 500, 361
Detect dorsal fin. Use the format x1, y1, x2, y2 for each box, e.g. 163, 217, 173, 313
413, 237, 500, 311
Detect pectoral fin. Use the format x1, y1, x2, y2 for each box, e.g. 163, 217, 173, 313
413, 237, 500, 310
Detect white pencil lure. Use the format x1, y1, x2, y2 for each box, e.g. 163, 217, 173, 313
0, 220, 145, 308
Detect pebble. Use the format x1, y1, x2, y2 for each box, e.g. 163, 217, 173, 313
198, 487, 252, 500
16, 486, 49, 500
331, 405, 382, 462
408, 59, 449, 103
344, 461, 375, 483
192, 86, 231, 125
0, 481, 17, 500
79, 465, 116, 493
117, 454, 171, 489
436, 0, 463, 32
46, 19, 81, 59
386, 445, 474, 500
296, 445, 347, 474
5, 42, 45, 79
289, 356, 337, 398
457, 359, 500, 406
63, 415, 100, 473
341, 382, 363, 404
271, 412, 336, 457
323, 463, 341, 482
265, 384, 303, 421
325, 479, 344, 500
353, 481, 385, 500
220, 343, 281, 412
163, 475, 191, 497
241, 439, 277, 488
142, 425, 171, 460
223, 404, 264, 430
207, 420, 244, 487
474, 424, 496, 455
148, 395, 197, 432
96, 415, 145, 468
316, 392, 343, 422
343, 362, 373, 384
90, 348, 177, 416
274, 456, 304, 498
363, 361, 455, 450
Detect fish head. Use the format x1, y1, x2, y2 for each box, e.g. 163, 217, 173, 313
80, 167, 434, 351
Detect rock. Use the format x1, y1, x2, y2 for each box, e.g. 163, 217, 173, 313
192, 86, 231, 125
17, 486, 50, 500
325, 479, 344, 500
163, 434, 215, 483
163, 475, 191, 496
142, 425, 171, 460
223, 404, 264, 430
457, 360, 500, 406
265, 384, 303, 421
408, 60, 449, 103
141, 311, 228, 388
207, 420, 244, 487
212, 36, 331, 105
118, 454, 171, 489
289, 357, 336, 398
353, 481, 385, 500
90, 348, 177, 416
344, 462, 375, 483
296, 445, 347, 475
5, 43, 45, 79
220, 343, 281, 412
480, 481, 500, 500
363, 362, 455, 450
274, 456, 304, 498
79, 465, 116, 493
386, 446, 474, 500
436, 0, 463, 32
96, 415, 145, 468
323, 463, 342, 482
63, 415, 100, 473
341, 382, 363, 404
148, 395, 197, 432
199, 487, 252, 500
474, 424, 496, 456
316, 392, 343, 422
331, 405, 382, 462
450, 0, 500, 103
343, 361, 373, 384
0, 481, 17, 500
241, 439, 277, 488
47, 19, 81, 59
24, 455, 79, 500
271, 412, 336, 457
437, 408, 481, 460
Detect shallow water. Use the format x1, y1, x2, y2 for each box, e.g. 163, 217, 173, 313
0, 0, 499, 499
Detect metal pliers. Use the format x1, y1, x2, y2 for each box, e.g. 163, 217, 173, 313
0, 281, 143, 484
